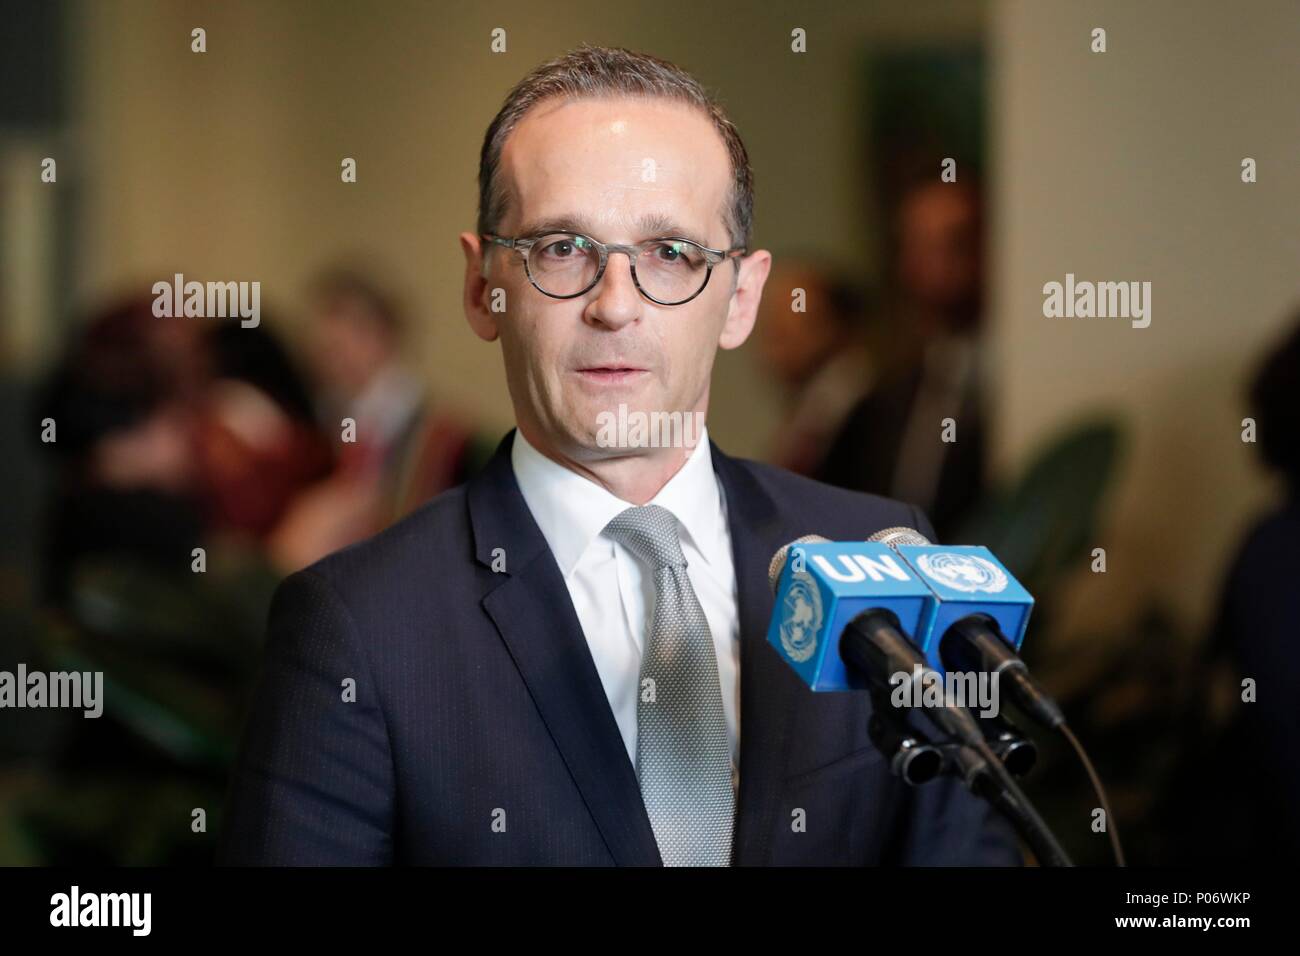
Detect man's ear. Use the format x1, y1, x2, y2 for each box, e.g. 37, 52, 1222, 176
718, 249, 772, 350
460, 231, 500, 342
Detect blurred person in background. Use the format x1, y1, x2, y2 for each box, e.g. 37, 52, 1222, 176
34, 294, 330, 605
818, 177, 986, 541
34, 298, 205, 605
1192, 310, 1300, 862
266, 269, 478, 571
200, 314, 334, 539
755, 258, 874, 478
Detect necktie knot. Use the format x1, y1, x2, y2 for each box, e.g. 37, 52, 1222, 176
603, 504, 687, 570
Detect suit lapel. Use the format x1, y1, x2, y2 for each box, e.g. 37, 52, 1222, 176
710, 442, 806, 865
468, 431, 662, 865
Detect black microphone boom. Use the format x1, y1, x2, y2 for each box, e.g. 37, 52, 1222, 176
942, 614, 1066, 730
839, 610, 988, 752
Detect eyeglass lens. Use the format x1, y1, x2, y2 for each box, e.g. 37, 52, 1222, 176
526, 233, 709, 303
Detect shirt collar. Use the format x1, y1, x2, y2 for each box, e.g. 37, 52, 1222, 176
510, 426, 726, 579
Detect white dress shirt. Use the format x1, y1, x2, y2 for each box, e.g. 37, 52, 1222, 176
511, 427, 741, 790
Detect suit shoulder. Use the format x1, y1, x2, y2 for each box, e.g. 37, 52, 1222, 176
297, 484, 472, 600
728, 455, 929, 536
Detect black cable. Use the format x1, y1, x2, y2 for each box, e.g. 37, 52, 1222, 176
1059, 722, 1126, 866
975, 774, 1067, 867
966, 737, 1074, 867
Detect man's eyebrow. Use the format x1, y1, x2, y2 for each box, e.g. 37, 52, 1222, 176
516, 213, 707, 243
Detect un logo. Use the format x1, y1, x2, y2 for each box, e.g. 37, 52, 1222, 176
915, 553, 1008, 594
779, 571, 823, 662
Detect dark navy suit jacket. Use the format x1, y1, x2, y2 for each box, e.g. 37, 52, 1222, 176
218, 430, 1022, 865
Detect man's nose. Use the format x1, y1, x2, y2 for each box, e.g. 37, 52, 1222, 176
585, 251, 643, 330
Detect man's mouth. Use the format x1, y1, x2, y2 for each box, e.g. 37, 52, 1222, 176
574, 366, 648, 384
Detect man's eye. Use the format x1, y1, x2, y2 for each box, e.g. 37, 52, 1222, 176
541, 239, 578, 258
651, 242, 702, 267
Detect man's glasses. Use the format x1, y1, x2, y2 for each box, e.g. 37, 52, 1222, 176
481, 232, 747, 306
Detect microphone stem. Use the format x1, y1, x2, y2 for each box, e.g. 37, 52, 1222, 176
959, 742, 1074, 866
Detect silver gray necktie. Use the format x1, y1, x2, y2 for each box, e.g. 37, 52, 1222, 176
603, 504, 735, 866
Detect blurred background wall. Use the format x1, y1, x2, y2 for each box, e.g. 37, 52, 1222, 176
993, 0, 1300, 643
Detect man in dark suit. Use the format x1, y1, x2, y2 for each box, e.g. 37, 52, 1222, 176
219, 44, 1020, 866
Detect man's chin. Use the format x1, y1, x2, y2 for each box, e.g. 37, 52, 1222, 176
565, 388, 655, 429
572, 399, 708, 454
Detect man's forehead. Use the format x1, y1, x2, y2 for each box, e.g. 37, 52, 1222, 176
498, 96, 730, 242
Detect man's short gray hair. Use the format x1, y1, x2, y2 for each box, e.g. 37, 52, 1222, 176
476, 44, 754, 255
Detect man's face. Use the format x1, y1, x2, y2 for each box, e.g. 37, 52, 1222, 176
462, 95, 769, 462
309, 298, 394, 398
755, 262, 837, 388
897, 182, 982, 320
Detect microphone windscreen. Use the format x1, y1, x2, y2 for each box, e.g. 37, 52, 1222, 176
768, 534, 829, 593
867, 526, 932, 549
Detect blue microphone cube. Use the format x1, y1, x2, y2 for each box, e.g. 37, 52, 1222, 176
766, 542, 937, 691
895, 545, 1034, 673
